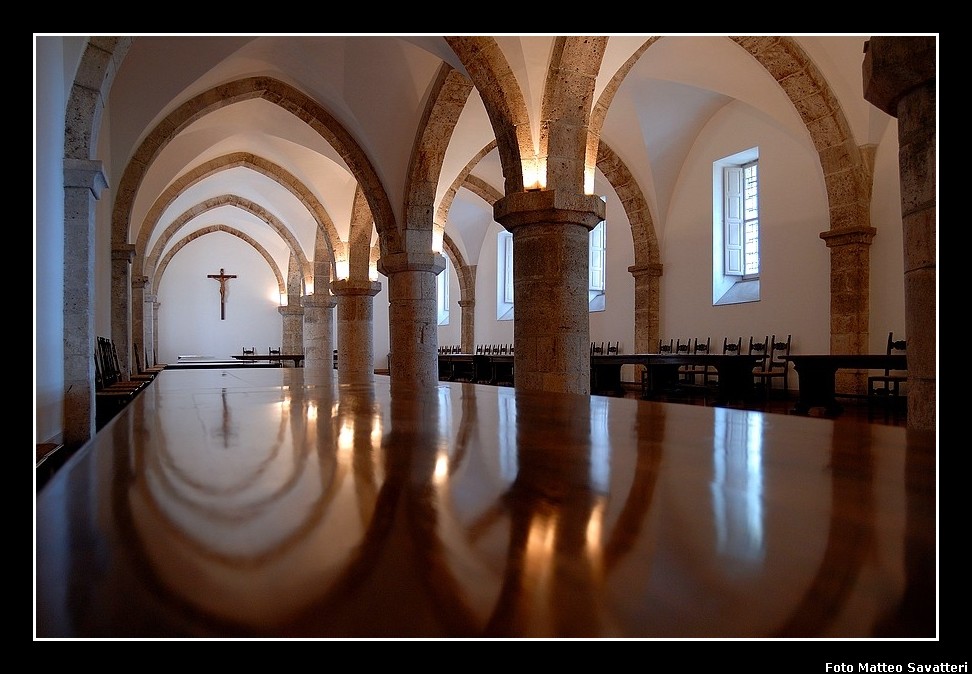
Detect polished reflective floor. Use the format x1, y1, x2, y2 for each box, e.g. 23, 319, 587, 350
35, 368, 936, 639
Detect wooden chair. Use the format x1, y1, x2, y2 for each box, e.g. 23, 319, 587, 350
868, 332, 907, 421
133, 342, 166, 376
704, 338, 742, 393
268, 346, 282, 367
642, 339, 673, 398
753, 334, 791, 400
591, 341, 605, 356
678, 337, 711, 390
606, 341, 620, 355
242, 346, 256, 356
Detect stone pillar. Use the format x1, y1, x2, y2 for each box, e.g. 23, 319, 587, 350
494, 190, 605, 394
142, 290, 157, 369
458, 298, 476, 355
302, 292, 336, 372
819, 226, 877, 395
378, 251, 446, 390
863, 36, 936, 432
152, 299, 162, 365
278, 304, 304, 365
63, 158, 107, 448
131, 274, 147, 374
628, 263, 663, 354
332, 279, 382, 385
111, 244, 135, 379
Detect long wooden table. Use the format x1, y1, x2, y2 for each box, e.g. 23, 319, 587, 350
591, 353, 763, 405
232, 353, 305, 367
34, 368, 936, 638
786, 354, 908, 416
439, 353, 514, 385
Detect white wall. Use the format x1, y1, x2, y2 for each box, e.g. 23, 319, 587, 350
156, 232, 282, 362
660, 100, 832, 357
35, 37, 67, 444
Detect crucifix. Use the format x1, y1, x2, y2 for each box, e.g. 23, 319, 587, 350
207, 268, 237, 320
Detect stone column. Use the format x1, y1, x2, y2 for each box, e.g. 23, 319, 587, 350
111, 244, 135, 380
301, 292, 336, 372
628, 263, 663, 354
332, 279, 382, 385
142, 290, 156, 369
819, 226, 877, 395
494, 190, 605, 394
378, 251, 446, 390
152, 299, 162, 365
458, 298, 476, 355
131, 274, 147, 374
63, 158, 107, 448
863, 36, 936, 432
278, 304, 304, 365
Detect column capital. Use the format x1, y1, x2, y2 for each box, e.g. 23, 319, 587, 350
628, 263, 664, 279
112, 243, 136, 263
863, 36, 936, 116
331, 278, 382, 297
493, 189, 606, 232
131, 275, 148, 289
819, 226, 877, 248
377, 251, 446, 276
63, 158, 108, 198
457, 299, 475, 309
278, 304, 305, 317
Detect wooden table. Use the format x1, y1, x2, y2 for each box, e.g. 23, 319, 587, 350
786, 354, 908, 416
232, 353, 305, 367
591, 353, 763, 405
35, 368, 936, 638
438, 353, 513, 385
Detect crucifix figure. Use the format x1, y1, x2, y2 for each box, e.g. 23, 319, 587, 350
207, 268, 237, 320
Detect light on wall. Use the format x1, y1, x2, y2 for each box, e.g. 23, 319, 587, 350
369, 260, 379, 282
522, 156, 546, 191
278, 292, 287, 306
335, 258, 350, 280
584, 165, 596, 195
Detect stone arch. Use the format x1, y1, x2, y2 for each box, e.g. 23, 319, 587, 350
444, 37, 532, 195
154, 225, 287, 295
397, 64, 474, 259
110, 76, 396, 377
144, 195, 311, 289
346, 185, 375, 281
133, 152, 340, 283
539, 36, 607, 194
595, 141, 661, 354
112, 77, 394, 249
61, 37, 133, 446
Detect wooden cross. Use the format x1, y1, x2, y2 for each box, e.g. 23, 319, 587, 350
207, 268, 237, 320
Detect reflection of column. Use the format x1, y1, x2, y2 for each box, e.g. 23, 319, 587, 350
378, 252, 446, 390
863, 36, 936, 432
494, 190, 605, 394
278, 304, 304, 365
302, 292, 336, 372
332, 279, 381, 385
486, 390, 602, 637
